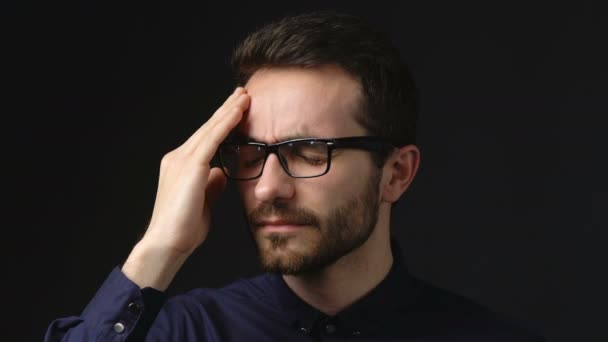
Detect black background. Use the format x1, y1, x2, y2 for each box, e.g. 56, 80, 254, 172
4, 1, 607, 341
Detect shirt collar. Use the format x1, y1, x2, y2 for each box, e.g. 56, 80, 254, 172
263, 237, 418, 337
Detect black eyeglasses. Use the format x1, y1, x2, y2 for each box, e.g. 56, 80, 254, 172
218, 136, 393, 180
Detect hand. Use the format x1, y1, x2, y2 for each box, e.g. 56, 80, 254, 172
144, 87, 250, 254
122, 87, 250, 289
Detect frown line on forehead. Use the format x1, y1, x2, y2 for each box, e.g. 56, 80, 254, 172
233, 130, 329, 144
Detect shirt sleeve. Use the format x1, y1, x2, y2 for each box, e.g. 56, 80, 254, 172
44, 266, 167, 342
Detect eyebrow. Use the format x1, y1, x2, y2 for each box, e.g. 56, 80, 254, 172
233, 132, 323, 143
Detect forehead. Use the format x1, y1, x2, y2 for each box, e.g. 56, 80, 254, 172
238, 65, 367, 143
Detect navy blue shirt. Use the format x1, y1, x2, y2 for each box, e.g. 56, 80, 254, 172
45, 243, 545, 341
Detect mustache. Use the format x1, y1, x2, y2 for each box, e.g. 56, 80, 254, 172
247, 201, 320, 229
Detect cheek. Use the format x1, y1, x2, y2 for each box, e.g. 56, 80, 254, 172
325, 156, 378, 199
299, 167, 356, 209
235, 160, 367, 213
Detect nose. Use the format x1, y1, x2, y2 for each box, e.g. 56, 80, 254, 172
254, 153, 295, 203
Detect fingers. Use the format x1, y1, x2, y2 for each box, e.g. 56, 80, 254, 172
180, 87, 249, 155
191, 91, 250, 164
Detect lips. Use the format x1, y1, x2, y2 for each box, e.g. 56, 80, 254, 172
258, 220, 302, 226
254, 218, 309, 232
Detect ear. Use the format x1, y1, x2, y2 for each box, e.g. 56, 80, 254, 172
380, 145, 421, 203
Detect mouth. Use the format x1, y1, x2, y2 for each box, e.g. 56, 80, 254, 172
254, 219, 310, 233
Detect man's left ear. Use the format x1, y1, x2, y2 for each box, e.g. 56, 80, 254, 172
380, 145, 421, 203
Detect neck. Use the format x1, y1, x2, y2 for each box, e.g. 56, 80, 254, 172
282, 209, 393, 316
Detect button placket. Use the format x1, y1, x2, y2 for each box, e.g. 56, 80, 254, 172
324, 323, 337, 334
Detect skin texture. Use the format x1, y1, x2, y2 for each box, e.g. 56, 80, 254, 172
239, 65, 420, 314
239, 66, 383, 277
121, 64, 420, 316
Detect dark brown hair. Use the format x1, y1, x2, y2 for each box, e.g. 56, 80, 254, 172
232, 11, 418, 167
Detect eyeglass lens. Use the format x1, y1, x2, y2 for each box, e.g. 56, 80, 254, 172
220, 140, 330, 179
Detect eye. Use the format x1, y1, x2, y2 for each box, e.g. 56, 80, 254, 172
242, 155, 265, 168
294, 147, 327, 165
237, 145, 266, 168
298, 155, 325, 165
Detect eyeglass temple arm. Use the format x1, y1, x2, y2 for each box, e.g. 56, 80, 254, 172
330, 137, 395, 151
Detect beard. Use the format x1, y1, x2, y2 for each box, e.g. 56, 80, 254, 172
245, 167, 382, 275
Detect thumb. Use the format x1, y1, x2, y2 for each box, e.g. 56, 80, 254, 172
205, 167, 228, 208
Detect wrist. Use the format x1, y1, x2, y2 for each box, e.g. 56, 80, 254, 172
122, 241, 191, 291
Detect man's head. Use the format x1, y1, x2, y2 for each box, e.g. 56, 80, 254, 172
227, 12, 420, 275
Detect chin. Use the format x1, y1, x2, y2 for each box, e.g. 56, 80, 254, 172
254, 232, 322, 275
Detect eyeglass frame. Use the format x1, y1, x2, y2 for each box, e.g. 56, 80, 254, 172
218, 136, 395, 180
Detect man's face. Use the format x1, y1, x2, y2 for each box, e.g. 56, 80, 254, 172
237, 65, 383, 275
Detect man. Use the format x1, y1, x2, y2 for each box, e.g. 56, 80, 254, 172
46, 12, 544, 341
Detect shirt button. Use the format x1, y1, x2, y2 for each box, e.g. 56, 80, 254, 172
128, 302, 141, 314
113, 322, 125, 334
325, 323, 337, 334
